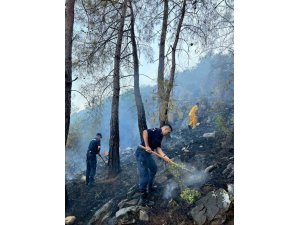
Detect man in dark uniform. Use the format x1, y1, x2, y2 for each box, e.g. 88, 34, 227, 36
135, 124, 172, 204
86, 133, 102, 186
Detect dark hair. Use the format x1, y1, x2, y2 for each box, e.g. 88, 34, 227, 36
96, 133, 102, 138
162, 123, 173, 132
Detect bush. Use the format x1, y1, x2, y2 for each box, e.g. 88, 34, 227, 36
180, 188, 201, 204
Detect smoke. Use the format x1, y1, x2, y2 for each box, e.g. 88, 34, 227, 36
163, 180, 179, 199
182, 169, 207, 186
66, 54, 233, 180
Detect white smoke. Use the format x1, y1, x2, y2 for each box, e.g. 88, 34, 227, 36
163, 180, 179, 199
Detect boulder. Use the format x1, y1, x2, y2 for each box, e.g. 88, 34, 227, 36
65, 216, 76, 225
222, 163, 233, 175
116, 206, 146, 225
204, 164, 218, 174
139, 209, 149, 221
227, 184, 234, 199
87, 199, 114, 225
190, 188, 231, 225
118, 199, 128, 209
124, 198, 139, 207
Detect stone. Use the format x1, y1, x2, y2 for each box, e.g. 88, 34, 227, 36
115, 206, 139, 219
65, 216, 76, 224
222, 163, 233, 174
87, 199, 114, 225
139, 209, 149, 221
124, 198, 139, 207
203, 131, 216, 138
190, 189, 231, 225
204, 164, 217, 174
227, 184, 234, 199
118, 199, 128, 209
80, 175, 86, 182
190, 204, 206, 225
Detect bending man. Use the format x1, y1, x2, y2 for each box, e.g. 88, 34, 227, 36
135, 124, 172, 204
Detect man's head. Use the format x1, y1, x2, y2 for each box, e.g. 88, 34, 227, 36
96, 133, 102, 140
161, 124, 173, 136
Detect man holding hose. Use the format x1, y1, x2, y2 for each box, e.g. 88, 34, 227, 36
135, 124, 172, 204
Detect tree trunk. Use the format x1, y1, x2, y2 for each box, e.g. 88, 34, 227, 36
129, 0, 147, 141
160, 0, 186, 125
108, 0, 128, 176
65, 0, 75, 145
157, 0, 169, 127
65, 0, 75, 212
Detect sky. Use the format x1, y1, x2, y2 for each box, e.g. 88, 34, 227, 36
72, 41, 201, 112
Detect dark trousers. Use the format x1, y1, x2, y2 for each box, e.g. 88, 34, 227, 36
86, 153, 97, 184
135, 148, 157, 193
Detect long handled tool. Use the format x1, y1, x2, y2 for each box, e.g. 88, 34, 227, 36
97, 153, 108, 166
138, 145, 193, 173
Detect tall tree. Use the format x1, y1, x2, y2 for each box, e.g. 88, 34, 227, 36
160, 0, 187, 125
65, 0, 76, 145
65, 0, 76, 211
157, 0, 169, 127
129, 0, 147, 141
108, 0, 128, 175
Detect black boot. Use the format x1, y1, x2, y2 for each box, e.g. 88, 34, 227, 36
138, 192, 154, 206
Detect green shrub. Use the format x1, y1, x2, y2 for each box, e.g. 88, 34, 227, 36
180, 188, 201, 204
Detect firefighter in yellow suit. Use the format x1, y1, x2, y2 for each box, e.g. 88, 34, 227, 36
188, 103, 200, 129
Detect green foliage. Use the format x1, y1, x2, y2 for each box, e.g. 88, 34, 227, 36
168, 199, 179, 208
214, 115, 230, 135
167, 163, 184, 189
180, 188, 201, 205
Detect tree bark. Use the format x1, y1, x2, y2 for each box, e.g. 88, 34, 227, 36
108, 0, 128, 176
65, 0, 75, 212
157, 0, 169, 127
160, 0, 186, 124
129, 0, 147, 141
65, 0, 75, 145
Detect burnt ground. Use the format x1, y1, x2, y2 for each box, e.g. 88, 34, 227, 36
66, 115, 234, 225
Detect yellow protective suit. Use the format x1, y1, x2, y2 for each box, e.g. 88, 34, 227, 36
188, 105, 199, 129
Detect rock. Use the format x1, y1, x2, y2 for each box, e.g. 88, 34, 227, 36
203, 131, 216, 138
80, 175, 86, 182
124, 198, 139, 207
87, 199, 114, 225
65, 216, 76, 224
204, 164, 218, 174
115, 206, 139, 219
222, 163, 233, 174
118, 199, 128, 209
190, 189, 231, 225
227, 184, 234, 199
139, 209, 149, 221
190, 204, 206, 225
116, 206, 146, 225
182, 147, 190, 152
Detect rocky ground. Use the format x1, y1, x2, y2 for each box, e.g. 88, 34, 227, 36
66, 112, 234, 225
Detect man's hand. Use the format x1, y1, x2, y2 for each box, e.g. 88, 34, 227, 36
163, 155, 171, 163
145, 146, 153, 153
